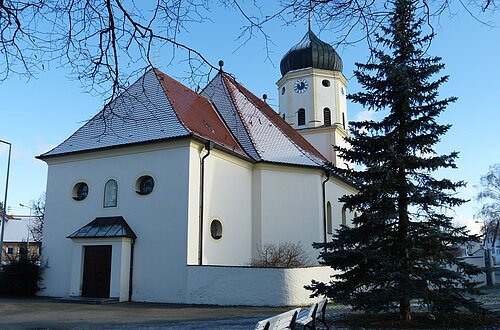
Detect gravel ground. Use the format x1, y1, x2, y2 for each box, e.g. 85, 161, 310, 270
0, 287, 498, 329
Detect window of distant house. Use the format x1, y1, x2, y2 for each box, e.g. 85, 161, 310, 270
324, 108, 332, 126
136, 175, 155, 195
103, 179, 118, 208
6, 247, 13, 255
341, 205, 347, 226
210, 220, 223, 240
327, 202, 333, 234
297, 108, 306, 126
72, 182, 89, 201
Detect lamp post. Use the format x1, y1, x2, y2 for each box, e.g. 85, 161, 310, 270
0, 140, 11, 264
19, 203, 33, 250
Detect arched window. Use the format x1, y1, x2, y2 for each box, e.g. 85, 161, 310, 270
297, 108, 306, 126
326, 202, 333, 234
341, 205, 347, 226
323, 108, 331, 126
104, 179, 118, 208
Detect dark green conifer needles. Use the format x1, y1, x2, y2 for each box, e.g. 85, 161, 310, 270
308, 0, 484, 321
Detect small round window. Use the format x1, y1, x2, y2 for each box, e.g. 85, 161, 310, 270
322, 79, 331, 87
136, 175, 155, 195
281, 86, 285, 95
73, 182, 89, 201
210, 220, 223, 240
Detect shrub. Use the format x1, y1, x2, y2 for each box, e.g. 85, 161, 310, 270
0, 251, 44, 296
249, 242, 311, 268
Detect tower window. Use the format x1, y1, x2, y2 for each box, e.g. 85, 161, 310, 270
297, 108, 306, 126
323, 108, 332, 126
342, 113, 346, 130
281, 86, 285, 95
322, 79, 331, 87
282, 113, 286, 120
104, 179, 118, 208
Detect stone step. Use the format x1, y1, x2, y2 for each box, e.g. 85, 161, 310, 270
53, 296, 119, 304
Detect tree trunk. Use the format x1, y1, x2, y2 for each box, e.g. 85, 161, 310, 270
400, 297, 412, 320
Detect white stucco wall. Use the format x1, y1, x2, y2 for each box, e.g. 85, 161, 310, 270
186, 265, 338, 306
253, 165, 324, 262
324, 176, 358, 241
186, 143, 253, 266
41, 141, 191, 303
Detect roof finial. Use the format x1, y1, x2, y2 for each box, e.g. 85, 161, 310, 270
218, 60, 224, 72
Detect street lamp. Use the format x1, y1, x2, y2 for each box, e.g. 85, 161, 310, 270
19, 203, 33, 249
0, 139, 11, 264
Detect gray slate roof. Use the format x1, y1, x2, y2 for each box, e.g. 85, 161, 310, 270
219, 74, 325, 166
40, 70, 189, 157
200, 74, 260, 161
40, 69, 328, 169
67, 216, 136, 239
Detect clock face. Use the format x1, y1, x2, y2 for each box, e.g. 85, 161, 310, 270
293, 78, 308, 94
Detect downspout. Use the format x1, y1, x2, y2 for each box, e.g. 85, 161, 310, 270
198, 141, 213, 265
322, 169, 331, 246
128, 239, 135, 302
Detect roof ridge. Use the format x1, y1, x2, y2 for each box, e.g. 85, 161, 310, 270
155, 69, 247, 157
220, 73, 263, 160
222, 73, 326, 166
153, 69, 193, 135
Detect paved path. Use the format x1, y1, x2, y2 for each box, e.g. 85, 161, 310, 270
0, 292, 498, 329
0, 297, 293, 329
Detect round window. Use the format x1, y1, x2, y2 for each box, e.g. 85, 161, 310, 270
136, 175, 154, 195
322, 79, 331, 87
281, 86, 285, 95
73, 182, 89, 201
210, 220, 223, 240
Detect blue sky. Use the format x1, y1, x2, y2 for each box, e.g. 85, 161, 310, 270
0, 4, 498, 233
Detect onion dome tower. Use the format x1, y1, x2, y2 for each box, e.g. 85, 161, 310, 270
276, 27, 350, 168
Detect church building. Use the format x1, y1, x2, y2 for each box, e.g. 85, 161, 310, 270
37, 28, 357, 305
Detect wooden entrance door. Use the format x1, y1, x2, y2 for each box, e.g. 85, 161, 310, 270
82, 245, 112, 298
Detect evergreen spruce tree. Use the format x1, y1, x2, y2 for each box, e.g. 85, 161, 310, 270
308, 0, 484, 321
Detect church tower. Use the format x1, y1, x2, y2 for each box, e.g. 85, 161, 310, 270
277, 27, 350, 169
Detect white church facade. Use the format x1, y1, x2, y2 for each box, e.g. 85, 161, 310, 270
38, 28, 358, 305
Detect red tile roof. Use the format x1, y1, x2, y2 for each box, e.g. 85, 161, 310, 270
154, 69, 246, 157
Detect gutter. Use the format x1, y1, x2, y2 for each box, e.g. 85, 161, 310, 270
322, 169, 331, 246
198, 141, 213, 265
128, 239, 135, 301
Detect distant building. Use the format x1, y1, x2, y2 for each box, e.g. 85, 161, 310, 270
0, 214, 41, 262
484, 221, 500, 265
37, 28, 358, 305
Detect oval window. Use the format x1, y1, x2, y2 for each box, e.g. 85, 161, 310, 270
210, 220, 223, 240
281, 86, 286, 95
72, 182, 89, 201
322, 79, 331, 87
136, 175, 155, 195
